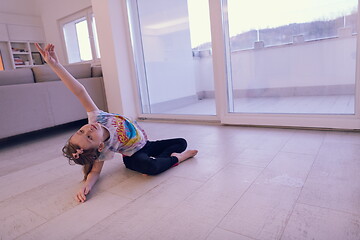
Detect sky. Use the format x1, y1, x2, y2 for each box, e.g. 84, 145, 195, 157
187, 0, 357, 48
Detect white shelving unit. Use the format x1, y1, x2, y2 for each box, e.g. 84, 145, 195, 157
7, 41, 45, 69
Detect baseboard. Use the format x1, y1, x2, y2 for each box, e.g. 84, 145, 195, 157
199, 84, 354, 98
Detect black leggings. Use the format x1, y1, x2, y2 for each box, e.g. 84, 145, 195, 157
123, 138, 187, 175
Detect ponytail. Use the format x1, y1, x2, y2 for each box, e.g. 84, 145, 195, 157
62, 141, 101, 181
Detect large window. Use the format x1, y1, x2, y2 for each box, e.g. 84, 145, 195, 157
60, 8, 100, 64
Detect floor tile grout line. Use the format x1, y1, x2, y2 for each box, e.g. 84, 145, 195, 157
15, 208, 54, 240
208, 226, 258, 240
176, 158, 233, 201
207, 128, 297, 239
70, 197, 140, 240
17, 191, 135, 240
16, 193, 132, 240
158, 158, 236, 239
18, 162, 214, 240
25, 206, 49, 221
73, 174, 206, 240
103, 172, 172, 200
207, 144, 284, 239
0, 170, 76, 205
278, 131, 325, 240
10, 169, 134, 238
133, 175, 210, 240
173, 153, 235, 186
74, 173, 208, 240
294, 202, 360, 218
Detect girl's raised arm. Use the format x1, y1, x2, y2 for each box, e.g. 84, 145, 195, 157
35, 43, 98, 112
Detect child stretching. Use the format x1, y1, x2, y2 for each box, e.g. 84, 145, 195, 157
35, 44, 198, 203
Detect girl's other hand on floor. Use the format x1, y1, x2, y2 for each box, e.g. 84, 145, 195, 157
76, 185, 91, 203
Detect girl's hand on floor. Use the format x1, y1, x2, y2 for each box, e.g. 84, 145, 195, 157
76, 185, 91, 203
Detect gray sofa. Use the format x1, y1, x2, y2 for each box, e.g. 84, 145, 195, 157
0, 63, 107, 139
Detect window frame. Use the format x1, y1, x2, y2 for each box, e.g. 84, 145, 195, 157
59, 7, 100, 64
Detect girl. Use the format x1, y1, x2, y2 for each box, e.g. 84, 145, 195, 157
35, 44, 198, 203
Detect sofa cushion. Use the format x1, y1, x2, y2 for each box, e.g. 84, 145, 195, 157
0, 83, 54, 139
0, 68, 35, 86
32, 63, 92, 82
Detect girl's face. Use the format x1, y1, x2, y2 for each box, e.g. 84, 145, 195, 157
70, 123, 106, 150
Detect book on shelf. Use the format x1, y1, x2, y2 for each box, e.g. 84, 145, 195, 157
14, 57, 24, 65
12, 47, 27, 53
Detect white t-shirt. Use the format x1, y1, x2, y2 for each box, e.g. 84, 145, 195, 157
87, 110, 148, 161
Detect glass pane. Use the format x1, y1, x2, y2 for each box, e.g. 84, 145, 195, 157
92, 15, 101, 58
224, 0, 357, 114
128, 0, 215, 115
75, 20, 92, 61
63, 20, 81, 63
63, 17, 93, 63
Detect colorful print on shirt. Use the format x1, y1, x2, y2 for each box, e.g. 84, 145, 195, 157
87, 110, 148, 160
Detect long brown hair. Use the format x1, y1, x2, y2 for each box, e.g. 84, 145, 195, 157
62, 141, 101, 180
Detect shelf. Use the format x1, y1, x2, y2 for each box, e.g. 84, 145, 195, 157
12, 51, 30, 54
7, 41, 45, 69
15, 65, 32, 68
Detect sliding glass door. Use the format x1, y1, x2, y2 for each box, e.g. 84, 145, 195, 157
127, 0, 360, 129
127, 0, 216, 116
224, 0, 357, 115
219, 0, 360, 129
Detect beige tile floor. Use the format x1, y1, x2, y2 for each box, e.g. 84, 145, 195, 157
0, 121, 360, 240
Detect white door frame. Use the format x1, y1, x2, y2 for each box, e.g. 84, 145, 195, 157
130, 0, 360, 130
210, 0, 360, 130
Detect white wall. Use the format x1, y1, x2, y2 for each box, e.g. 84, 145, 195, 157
197, 36, 356, 93
0, 0, 44, 40
0, 0, 40, 17
233, 37, 355, 90
0, 13, 42, 27
34, 0, 92, 63
91, 0, 138, 117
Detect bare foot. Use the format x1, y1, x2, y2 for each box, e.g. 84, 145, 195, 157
171, 150, 198, 163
